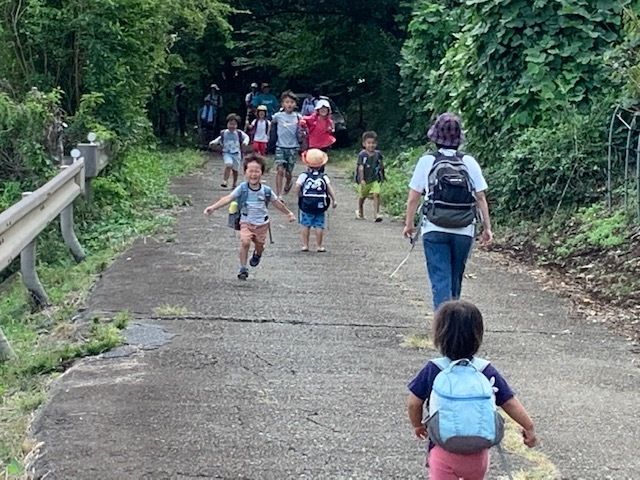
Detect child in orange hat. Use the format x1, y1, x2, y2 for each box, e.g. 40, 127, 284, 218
295, 149, 337, 252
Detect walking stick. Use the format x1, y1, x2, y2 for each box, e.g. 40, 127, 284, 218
389, 229, 420, 278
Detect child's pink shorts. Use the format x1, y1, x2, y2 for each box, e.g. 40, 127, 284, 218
428, 446, 489, 480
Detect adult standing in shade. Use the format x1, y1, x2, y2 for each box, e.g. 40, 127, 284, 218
251, 83, 279, 119
402, 113, 493, 311
205, 83, 224, 134
244, 82, 259, 129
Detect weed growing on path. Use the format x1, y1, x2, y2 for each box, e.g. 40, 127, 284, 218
0, 147, 204, 477
154, 304, 192, 317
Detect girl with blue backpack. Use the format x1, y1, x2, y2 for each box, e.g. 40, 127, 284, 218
407, 300, 537, 480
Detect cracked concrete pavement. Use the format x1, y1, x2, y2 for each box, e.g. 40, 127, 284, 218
29, 153, 640, 479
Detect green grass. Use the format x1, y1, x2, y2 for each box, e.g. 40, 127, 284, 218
153, 304, 191, 317
0, 146, 204, 476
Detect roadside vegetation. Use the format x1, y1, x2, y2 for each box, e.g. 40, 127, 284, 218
0, 148, 203, 474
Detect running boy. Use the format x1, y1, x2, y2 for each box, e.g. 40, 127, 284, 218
271, 90, 301, 196
295, 149, 337, 252
209, 113, 250, 188
203, 154, 296, 280
407, 300, 537, 480
356, 131, 385, 222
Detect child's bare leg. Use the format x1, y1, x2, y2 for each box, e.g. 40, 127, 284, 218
254, 239, 265, 257
315, 228, 324, 248
373, 193, 381, 217
223, 166, 231, 182
301, 227, 310, 250
232, 169, 238, 187
284, 169, 293, 192
275, 166, 284, 196
239, 238, 251, 266
358, 197, 366, 217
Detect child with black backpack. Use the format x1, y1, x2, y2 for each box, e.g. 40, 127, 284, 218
295, 149, 337, 252
355, 131, 385, 222
407, 300, 537, 480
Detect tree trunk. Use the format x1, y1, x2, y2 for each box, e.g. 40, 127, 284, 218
0, 327, 16, 362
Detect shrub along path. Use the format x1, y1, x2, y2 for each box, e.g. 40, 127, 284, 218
28, 154, 640, 479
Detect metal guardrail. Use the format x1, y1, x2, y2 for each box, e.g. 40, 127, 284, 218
0, 133, 110, 309
607, 106, 640, 222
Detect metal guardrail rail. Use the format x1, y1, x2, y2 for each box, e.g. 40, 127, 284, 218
0, 133, 110, 309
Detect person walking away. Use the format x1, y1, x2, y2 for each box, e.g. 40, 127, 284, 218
355, 130, 385, 222
402, 112, 493, 312
271, 90, 301, 196
209, 113, 250, 189
173, 82, 188, 140
204, 154, 296, 280
205, 83, 224, 133
295, 149, 337, 252
301, 89, 320, 116
245, 82, 259, 129
251, 83, 279, 119
198, 97, 216, 149
299, 98, 335, 153
407, 300, 537, 480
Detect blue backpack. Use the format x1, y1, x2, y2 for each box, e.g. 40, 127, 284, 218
426, 357, 505, 454
228, 182, 272, 230
298, 170, 330, 214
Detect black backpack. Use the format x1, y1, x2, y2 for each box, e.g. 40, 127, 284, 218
423, 152, 477, 228
298, 170, 330, 213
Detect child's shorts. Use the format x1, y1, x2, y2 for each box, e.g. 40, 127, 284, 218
240, 222, 269, 247
299, 211, 326, 229
275, 147, 298, 173
428, 446, 489, 480
223, 152, 242, 171
252, 141, 267, 156
358, 181, 381, 198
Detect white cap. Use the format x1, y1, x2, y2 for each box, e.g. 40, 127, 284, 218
315, 99, 331, 111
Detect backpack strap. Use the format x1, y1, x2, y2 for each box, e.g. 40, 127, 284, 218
432, 356, 489, 372
431, 357, 451, 371
238, 182, 250, 215
263, 185, 272, 207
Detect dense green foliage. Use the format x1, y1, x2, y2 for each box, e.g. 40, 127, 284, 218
1, 0, 231, 144
399, 0, 633, 220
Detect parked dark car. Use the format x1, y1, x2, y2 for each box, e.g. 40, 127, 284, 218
294, 93, 348, 146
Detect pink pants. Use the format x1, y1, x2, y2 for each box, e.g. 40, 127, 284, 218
428, 446, 489, 480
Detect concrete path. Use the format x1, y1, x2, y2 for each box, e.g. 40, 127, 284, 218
29, 154, 640, 479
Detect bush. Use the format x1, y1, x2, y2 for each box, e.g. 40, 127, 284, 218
487, 108, 609, 220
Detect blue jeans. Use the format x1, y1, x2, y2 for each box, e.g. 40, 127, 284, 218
423, 231, 474, 311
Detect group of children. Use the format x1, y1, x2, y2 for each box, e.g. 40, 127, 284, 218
203, 93, 538, 480
204, 90, 384, 277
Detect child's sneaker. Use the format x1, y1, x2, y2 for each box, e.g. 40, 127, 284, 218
221, 181, 228, 188
355, 210, 364, 220
249, 252, 262, 267
375, 215, 383, 223
237, 267, 249, 280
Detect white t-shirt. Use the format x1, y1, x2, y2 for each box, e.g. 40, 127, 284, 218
251, 119, 269, 142
408, 149, 487, 237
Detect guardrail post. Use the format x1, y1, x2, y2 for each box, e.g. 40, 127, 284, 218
59, 163, 86, 262
0, 327, 16, 362
19, 192, 50, 309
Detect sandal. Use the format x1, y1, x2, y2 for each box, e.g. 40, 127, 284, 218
317, 247, 326, 253
301, 246, 309, 252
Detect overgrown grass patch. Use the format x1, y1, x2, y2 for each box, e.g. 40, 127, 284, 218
0, 147, 203, 476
